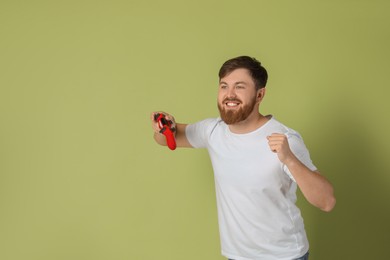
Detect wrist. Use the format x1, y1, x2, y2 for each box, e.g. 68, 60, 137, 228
283, 152, 299, 167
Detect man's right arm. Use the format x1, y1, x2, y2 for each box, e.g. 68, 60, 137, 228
150, 112, 193, 148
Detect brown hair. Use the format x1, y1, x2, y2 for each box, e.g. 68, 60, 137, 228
218, 56, 268, 90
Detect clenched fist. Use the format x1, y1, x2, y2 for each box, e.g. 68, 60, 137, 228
267, 133, 295, 164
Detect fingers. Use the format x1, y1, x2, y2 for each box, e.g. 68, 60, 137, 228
163, 113, 176, 129
267, 133, 288, 153
150, 111, 163, 133
150, 111, 176, 133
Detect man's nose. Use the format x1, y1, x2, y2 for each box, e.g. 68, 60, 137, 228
227, 87, 236, 98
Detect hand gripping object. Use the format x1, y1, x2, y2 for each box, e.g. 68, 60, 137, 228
154, 113, 177, 150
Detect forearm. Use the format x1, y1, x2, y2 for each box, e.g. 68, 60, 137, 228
285, 155, 336, 212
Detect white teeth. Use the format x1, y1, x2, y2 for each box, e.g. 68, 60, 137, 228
227, 102, 238, 107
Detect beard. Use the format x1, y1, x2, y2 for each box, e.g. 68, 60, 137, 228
218, 97, 257, 125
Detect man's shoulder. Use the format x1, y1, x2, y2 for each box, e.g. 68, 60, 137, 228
187, 117, 225, 138
191, 117, 223, 127
267, 117, 302, 139
185, 117, 224, 148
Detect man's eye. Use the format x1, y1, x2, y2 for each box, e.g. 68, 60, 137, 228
236, 85, 244, 89
220, 85, 227, 89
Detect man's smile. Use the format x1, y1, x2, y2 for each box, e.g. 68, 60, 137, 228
224, 99, 241, 109
226, 102, 239, 107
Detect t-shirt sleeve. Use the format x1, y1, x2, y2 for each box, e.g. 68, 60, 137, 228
283, 131, 317, 182
185, 118, 218, 148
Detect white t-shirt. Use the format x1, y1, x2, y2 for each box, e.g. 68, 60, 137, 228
185, 116, 317, 260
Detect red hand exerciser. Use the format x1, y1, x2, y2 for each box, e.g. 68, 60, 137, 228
154, 113, 177, 150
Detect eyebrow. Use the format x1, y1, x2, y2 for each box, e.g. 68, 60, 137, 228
219, 81, 248, 85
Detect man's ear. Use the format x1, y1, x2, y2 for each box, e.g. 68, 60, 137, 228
256, 87, 266, 102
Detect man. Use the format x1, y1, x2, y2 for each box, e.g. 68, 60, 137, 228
151, 56, 336, 260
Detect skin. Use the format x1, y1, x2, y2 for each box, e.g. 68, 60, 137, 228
151, 68, 336, 212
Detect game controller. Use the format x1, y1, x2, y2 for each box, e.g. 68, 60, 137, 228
154, 113, 177, 150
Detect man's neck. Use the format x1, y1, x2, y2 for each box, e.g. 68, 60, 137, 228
228, 112, 269, 134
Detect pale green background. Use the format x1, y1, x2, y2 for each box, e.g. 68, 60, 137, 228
1, 0, 389, 259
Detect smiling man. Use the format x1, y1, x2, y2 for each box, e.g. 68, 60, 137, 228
151, 56, 336, 260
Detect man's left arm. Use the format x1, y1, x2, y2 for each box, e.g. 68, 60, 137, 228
267, 133, 336, 212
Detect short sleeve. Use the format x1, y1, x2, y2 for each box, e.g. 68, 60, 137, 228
283, 131, 317, 182
185, 118, 219, 148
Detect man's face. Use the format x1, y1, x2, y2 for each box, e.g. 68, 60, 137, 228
217, 68, 259, 125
